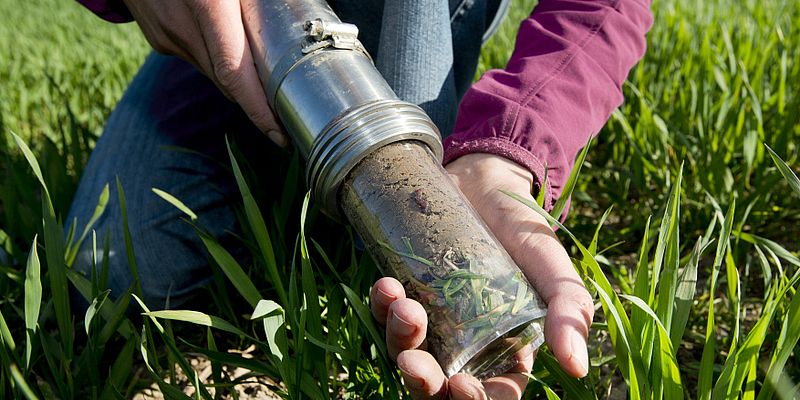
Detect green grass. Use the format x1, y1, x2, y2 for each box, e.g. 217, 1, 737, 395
1, 0, 799, 398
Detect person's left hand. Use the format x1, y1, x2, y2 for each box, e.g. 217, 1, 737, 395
369, 153, 594, 399
121, 0, 289, 146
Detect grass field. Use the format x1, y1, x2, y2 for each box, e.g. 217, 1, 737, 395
1, 0, 799, 398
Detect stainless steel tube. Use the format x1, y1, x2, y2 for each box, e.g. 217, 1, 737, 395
241, 0, 443, 217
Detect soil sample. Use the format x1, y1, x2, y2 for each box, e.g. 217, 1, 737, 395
340, 140, 546, 378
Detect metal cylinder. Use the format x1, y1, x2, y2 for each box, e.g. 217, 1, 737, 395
241, 0, 443, 217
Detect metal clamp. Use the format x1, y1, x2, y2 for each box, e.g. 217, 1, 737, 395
302, 18, 360, 53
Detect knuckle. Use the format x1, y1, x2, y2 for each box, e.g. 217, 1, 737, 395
188, 0, 213, 19
389, 297, 423, 315
246, 105, 275, 128
213, 57, 242, 90
570, 293, 596, 325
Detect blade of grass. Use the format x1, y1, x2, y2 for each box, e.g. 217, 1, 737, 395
15, 131, 74, 364
304, 332, 359, 362
536, 163, 549, 207
743, 351, 758, 400
204, 328, 222, 400
139, 326, 193, 400
226, 138, 286, 306
621, 294, 683, 400
654, 165, 683, 334
152, 188, 198, 221
252, 300, 287, 361
757, 280, 800, 400
24, 235, 41, 369
144, 310, 251, 338
737, 232, 800, 268
196, 228, 261, 308
100, 336, 136, 400
712, 290, 777, 400
298, 192, 329, 394
133, 295, 213, 400
84, 289, 110, 335
43, 199, 73, 361
631, 216, 653, 341
536, 350, 595, 399
765, 144, 800, 196
670, 238, 704, 351
551, 138, 591, 219
10, 363, 38, 400
11, 132, 53, 214
116, 178, 142, 299
37, 329, 69, 398
589, 206, 614, 255
723, 250, 742, 365
341, 285, 383, 350
0, 308, 17, 352
66, 269, 134, 341
311, 238, 344, 283
524, 371, 562, 400
713, 246, 800, 400
698, 200, 735, 400
341, 284, 401, 398
752, 244, 773, 298
65, 183, 109, 266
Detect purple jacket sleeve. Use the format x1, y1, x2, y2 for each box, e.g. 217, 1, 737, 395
76, 0, 133, 23
443, 0, 653, 215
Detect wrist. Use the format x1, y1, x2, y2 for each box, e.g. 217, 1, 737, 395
445, 153, 534, 194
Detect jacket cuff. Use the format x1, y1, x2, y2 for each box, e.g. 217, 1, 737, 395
442, 136, 556, 214
77, 0, 133, 23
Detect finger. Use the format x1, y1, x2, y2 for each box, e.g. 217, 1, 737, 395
386, 298, 427, 360
396, 350, 448, 399
158, 2, 215, 76
370, 277, 406, 325
482, 374, 528, 400
545, 291, 593, 378
491, 208, 593, 378
479, 345, 533, 400
448, 374, 487, 400
508, 344, 535, 374
191, 0, 285, 143
126, 1, 206, 71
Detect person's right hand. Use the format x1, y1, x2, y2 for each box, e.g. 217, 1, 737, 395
122, 0, 289, 146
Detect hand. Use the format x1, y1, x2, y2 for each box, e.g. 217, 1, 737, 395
122, 0, 288, 146
370, 153, 594, 399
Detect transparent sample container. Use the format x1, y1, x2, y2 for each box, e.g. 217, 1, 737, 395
340, 141, 546, 379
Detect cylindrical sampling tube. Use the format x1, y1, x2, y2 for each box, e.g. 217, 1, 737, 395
340, 141, 545, 377
241, 0, 546, 378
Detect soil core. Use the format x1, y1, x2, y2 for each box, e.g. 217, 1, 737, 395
340, 141, 546, 378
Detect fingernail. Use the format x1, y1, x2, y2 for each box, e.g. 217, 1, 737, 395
390, 311, 417, 337
449, 383, 480, 400
398, 366, 425, 390
267, 130, 287, 147
376, 286, 397, 306
569, 331, 589, 377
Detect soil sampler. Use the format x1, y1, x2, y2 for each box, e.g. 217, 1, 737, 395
241, 0, 547, 378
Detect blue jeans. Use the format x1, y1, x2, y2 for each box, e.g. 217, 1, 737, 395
68, 0, 509, 309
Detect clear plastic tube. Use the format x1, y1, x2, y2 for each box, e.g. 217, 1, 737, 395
340, 141, 546, 378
